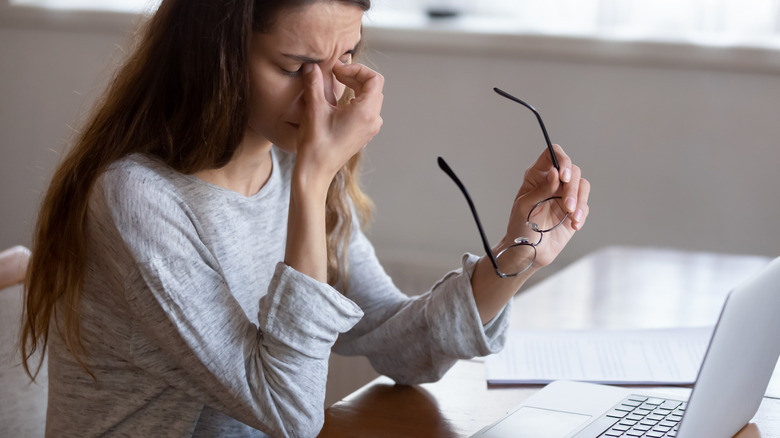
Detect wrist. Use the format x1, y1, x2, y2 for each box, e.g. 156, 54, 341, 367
291, 162, 332, 202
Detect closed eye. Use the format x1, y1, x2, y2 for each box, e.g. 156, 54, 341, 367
280, 41, 359, 76
281, 64, 306, 77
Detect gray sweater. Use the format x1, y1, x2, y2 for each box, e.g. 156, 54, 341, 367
45, 146, 511, 438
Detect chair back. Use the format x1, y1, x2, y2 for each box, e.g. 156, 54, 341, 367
1, 246, 47, 437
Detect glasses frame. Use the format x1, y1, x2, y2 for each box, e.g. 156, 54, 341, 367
437, 88, 568, 278
438, 157, 567, 278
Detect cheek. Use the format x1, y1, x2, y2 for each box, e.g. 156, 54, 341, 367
251, 76, 303, 125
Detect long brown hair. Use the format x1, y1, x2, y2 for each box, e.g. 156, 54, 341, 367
21, 0, 372, 380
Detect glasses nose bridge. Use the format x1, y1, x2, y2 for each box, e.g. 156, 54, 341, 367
526, 196, 569, 235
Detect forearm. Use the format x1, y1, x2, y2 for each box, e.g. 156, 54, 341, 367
336, 253, 509, 384
284, 169, 330, 283
470, 241, 538, 324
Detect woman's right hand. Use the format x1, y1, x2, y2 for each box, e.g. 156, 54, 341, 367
284, 62, 383, 283
294, 62, 384, 190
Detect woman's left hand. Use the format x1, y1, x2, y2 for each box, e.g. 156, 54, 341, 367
472, 144, 589, 323
500, 144, 590, 272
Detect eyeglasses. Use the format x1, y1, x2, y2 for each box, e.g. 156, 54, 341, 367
437, 88, 568, 278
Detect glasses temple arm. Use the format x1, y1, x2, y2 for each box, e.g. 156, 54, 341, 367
493, 87, 560, 171
437, 157, 501, 272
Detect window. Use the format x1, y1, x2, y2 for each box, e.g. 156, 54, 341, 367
9, 0, 780, 48
9, 0, 159, 14
371, 0, 780, 48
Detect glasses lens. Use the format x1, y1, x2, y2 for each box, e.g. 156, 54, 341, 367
527, 197, 568, 234
495, 242, 536, 277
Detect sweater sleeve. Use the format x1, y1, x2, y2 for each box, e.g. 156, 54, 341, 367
333, 226, 511, 384
101, 168, 362, 438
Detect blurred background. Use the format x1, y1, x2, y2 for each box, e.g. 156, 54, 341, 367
2, 0, 780, 404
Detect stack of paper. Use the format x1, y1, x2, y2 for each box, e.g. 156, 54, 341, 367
485, 327, 713, 385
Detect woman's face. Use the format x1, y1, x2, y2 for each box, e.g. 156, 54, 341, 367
247, 1, 364, 153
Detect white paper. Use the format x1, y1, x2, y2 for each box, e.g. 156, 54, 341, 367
485, 327, 713, 385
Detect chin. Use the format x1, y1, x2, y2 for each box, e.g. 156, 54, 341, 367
272, 124, 300, 154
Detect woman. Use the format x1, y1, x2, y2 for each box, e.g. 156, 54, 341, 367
21, 0, 590, 437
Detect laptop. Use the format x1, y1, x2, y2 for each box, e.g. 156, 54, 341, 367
472, 255, 780, 438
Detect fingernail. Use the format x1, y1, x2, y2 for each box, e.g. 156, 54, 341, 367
304, 63, 314, 74
566, 197, 576, 212
574, 208, 583, 222
562, 168, 571, 183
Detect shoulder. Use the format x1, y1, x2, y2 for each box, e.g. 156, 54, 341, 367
93, 155, 214, 263
96, 154, 195, 234
102, 154, 181, 198
98, 153, 202, 214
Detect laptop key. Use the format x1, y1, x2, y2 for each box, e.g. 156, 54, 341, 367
576, 394, 687, 438
607, 409, 629, 418
659, 400, 681, 410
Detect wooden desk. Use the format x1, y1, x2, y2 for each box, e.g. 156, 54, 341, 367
319, 247, 780, 438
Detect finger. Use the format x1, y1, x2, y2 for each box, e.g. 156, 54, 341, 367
550, 144, 573, 184
523, 144, 570, 190
571, 178, 591, 230
562, 164, 582, 213
333, 62, 384, 98
303, 63, 328, 110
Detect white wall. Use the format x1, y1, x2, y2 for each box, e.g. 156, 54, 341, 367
360, 30, 780, 274
0, 11, 136, 252
2, 9, 780, 276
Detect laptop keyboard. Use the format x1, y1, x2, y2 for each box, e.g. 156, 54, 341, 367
596, 394, 686, 437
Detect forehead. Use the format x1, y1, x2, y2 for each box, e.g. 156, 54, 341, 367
264, 2, 363, 55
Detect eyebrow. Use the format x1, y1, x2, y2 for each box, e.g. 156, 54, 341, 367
282, 41, 360, 64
